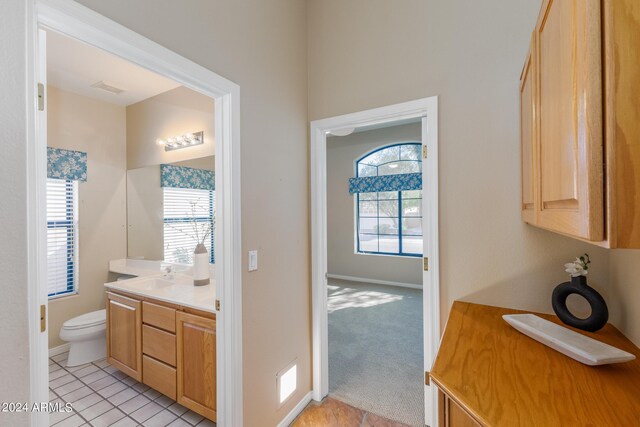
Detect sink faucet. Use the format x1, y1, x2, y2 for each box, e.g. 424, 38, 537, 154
163, 265, 174, 280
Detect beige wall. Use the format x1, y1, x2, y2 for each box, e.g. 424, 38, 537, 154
72, 1, 310, 426
0, 1, 30, 422
327, 123, 422, 285
47, 86, 128, 348
126, 156, 214, 260
126, 86, 215, 169
609, 251, 640, 345
308, 0, 613, 330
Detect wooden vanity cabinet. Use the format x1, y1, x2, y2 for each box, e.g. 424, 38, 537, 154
176, 311, 217, 421
106, 292, 142, 381
106, 290, 217, 422
520, 0, 640, 247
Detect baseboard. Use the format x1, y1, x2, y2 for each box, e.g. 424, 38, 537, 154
327, 274, 422, 290
277, 391, 313, 427
49, 343, 71, 358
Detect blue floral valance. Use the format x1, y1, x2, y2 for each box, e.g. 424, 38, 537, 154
47, 147, 87, 182
349, 173, 422, 194
161, 164, 215, 191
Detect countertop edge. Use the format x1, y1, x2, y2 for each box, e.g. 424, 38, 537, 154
104, 281, 217, 314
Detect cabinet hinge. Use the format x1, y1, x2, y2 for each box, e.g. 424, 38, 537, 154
423, 257, 429, 271
37, 83, 45, 111
215, 299, 221, 311
425, 371, 430, 385
422, 145, 428, 159
40, 304, 46, 332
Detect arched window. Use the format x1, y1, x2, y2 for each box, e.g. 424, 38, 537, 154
354, 143, 422, 256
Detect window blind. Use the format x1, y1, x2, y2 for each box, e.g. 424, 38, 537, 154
47, 178, 78, 298
163, 187, 215, 265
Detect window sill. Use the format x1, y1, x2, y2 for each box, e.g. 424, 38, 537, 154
48, 291, 79, 301
355, 251, 422, 260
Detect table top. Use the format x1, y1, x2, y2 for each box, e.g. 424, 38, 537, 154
430, 301, 640, 427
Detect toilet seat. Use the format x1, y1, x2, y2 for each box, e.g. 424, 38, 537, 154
62, 309, 106, 331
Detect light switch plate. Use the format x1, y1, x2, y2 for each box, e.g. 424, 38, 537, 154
248, 250, 258, 271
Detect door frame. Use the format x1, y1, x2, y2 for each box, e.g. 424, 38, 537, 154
310, 96, 440, 426
26, 1, 243, 425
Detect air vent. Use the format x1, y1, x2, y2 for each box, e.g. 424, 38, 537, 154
90, 81, 126, 95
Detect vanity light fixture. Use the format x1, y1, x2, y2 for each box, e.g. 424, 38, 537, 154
156, 131, 204, 151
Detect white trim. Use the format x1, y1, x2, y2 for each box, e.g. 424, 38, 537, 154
310, 97, 440, 427
276, 391, 313, 427
29, 1, 243, 426
48, 343, 71, 358
326, 274, 422, 290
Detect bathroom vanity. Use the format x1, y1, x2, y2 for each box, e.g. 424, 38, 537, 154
104, 268, 217, 422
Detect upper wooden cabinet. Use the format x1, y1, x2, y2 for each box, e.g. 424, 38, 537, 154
520, 34, 536, 225
521, 0, 640, 248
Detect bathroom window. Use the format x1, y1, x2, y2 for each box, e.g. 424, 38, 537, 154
163, 187, 215, 264
356, 143, 423, 257
47, 178, 79, 298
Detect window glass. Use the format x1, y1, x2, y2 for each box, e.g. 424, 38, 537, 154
47, 179, 78, 298
163, 187, 215, 264
355, 143, 423, 256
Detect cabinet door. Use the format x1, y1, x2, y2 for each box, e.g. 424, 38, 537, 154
520, 33, 536, 224
535, 0, 603, 240
176, 312, 216, 421
106, 292, 142, 381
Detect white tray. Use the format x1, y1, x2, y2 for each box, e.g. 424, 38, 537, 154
503, 314, 636, 366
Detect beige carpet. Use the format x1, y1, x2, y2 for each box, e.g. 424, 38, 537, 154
328, 279, 424, 427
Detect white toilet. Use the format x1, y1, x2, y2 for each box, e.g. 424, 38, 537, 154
59, 309, 107, 367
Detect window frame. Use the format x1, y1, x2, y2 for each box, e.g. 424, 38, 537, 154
47, 178, 79, 299
355, 142, 423, 257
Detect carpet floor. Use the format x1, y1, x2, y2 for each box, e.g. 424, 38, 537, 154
328, 279, 424, 427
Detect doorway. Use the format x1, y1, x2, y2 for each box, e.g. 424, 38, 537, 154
27, 1, 242, 425
310, 97, 440, 427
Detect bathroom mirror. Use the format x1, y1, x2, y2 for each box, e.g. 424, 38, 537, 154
126, 155, 215, 262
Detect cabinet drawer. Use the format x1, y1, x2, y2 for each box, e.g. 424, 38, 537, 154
142, 355, 176, 400
143, 301, 176, 333
142, 325, 176, 367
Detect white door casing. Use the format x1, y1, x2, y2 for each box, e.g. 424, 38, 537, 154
28, 1, 243, 425
310, 96, 440, 427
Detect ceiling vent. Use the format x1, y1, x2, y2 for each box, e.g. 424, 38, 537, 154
90, 81, 126, 95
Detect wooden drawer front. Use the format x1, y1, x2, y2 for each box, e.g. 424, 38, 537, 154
143, 355, 176, 400
142, 325, 176, 367
143, 301, 176, 333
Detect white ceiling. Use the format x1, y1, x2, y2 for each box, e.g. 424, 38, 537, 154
46, 30, 181, 106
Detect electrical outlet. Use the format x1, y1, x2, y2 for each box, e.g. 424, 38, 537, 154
248, 250, 258, 271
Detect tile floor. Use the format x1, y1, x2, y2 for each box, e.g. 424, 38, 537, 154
49, 351, 216, 427
291, 397, 412, 427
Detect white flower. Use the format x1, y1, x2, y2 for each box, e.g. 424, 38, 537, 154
564, 254, 590, 277
564, 262, 587, 277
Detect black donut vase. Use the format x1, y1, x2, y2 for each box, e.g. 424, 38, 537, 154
552, 275, 608, 332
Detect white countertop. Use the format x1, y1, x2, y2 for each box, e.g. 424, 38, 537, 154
106, 259, 216, 313
109, 259, 193, 277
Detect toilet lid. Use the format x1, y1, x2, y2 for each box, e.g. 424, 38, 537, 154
63, 309, 106, 330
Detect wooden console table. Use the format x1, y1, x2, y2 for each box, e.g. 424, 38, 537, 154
430, 301, 640, 426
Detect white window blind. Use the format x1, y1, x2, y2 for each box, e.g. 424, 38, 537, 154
47, 178, 78, 298
163, 187, 214, 265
